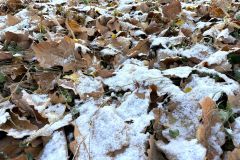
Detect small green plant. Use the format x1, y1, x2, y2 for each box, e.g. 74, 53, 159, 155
169, 129, 179, 138
3, 42, 23, 55
82, 0, 89, 4
0, 72, 6, 84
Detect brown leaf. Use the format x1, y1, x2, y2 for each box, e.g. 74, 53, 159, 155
32, 36, 88, 72
6, 0, 23, 11
6, 14, 21, 26
32, 72, 60, 93
227, 148, 240, 160
107, 17, 121, 32
162, 0, 182, 20
95, 69, 115, 78
5, 31, 32, 50
197, 97, 224, 160
96, 16, 110, 35
127, 39, 150, 57
0, 51, 13, 61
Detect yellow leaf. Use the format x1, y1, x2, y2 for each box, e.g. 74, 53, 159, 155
63, 73, 80, 82
184, 87, 192, 93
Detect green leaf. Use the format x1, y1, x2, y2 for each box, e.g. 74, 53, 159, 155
0, 72, 6, 84
219, 110, 230, 122
169, 129, 179, 138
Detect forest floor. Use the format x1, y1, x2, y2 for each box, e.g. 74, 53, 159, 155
0, 0, 240, 159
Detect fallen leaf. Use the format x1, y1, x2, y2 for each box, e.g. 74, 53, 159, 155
162, 0, 182, 20
32, 36, 88, 72
197, 97, 225, 160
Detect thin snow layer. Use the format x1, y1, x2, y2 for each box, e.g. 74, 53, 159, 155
208, 123, 225, 160
0, 101, 14, 125
162, 66, 193, 78
76, 102, 129, 160
199, 50, 229, 66
157, 139, 206, 160
6, 129, 35, 139
25, 114, 72, 142
150, 36, 214, 60
232, 117, 240, 148
75, 92, 153, 160
103, 59, 174, 92
40, 131, 68, 160
22, 90, 50, 113
74, 71, 103, 98
42, 103, 66, 123
185, 67, 240, 101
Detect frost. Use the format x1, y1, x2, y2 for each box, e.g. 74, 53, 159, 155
232, 117, 240, 148
0, 101, 14, 125
25, 114, 72, 142
162, 66, 193, 78
157, 139, 206, 160
40, 131, 68, 160
75, 104, 128, 160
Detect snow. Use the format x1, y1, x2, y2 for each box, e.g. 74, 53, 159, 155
25, 114, 72, 142
232, 117, 240, 148
162, 66, 193, 78
75, 103, 129, 160
157, 139, 206, 160
0, 101, 14, 125
40, 131, 68, 160
199, 50, 229, 66
42, 104, 66, 123
75, 72, 103, 98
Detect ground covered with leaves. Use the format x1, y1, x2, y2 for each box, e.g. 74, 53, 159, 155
0, 0, 240, 159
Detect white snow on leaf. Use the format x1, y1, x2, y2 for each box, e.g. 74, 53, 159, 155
157, 139, 206, 160
232, 117, 240, 148
75, 103, 128, 160
22, 90, 50, 113
0, 101, 14, 125
199, 50, 229, 66
6, 129, 36, 139
42, 103, 66, 123
40, 131, 68, 160
25, 114, 72, 142
162, 66, 193, 78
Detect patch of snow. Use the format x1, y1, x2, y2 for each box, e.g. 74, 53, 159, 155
40, 131, 68, 160
25, 114, 72, 142
232, 117, 240, 148
162, 66, 193, 78
6, 129, 36, 139
42, 104, 66, 123
157, 139, 206, 160
75, 104, 128, 160
0, 101, 14, 125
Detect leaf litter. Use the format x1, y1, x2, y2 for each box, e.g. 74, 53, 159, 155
0, 0, 240, 159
